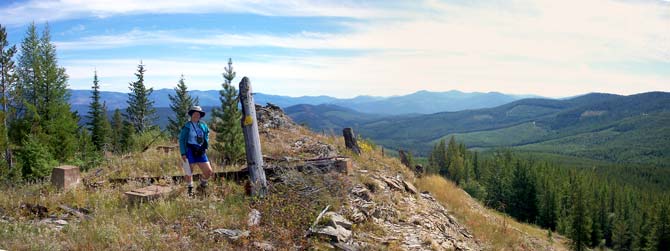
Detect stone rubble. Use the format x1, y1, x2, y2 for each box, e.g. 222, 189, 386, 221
255, 103, 296, 132
346, 174, 482, 250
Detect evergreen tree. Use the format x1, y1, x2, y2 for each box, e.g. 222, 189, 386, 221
100, 102, 112, 151
13, 23, 78, 163
125, 62, 156, 134
119, 120, 135, 153
0, 24, 17, 169
569, 176, 592, 251
87, 71, 107, 151
648, 202, 670, 251
167, 74, 198, 139
510, 160, 538, 223
211, 58, 244, 165
15, 22, 39, 115
472, 151, 481, 180
110, 108, 124, 153
431, 139, 447, 175
538, 177, 558, 230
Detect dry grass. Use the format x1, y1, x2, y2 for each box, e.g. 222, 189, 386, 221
0, 124, 567, 250
0, 178, 249, 250
415, 175, 569, 251
0, 128, 352, 250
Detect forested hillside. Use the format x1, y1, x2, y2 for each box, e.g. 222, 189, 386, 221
288, 92, 670, 166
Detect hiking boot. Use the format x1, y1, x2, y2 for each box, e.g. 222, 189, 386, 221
187, 186, 194, 197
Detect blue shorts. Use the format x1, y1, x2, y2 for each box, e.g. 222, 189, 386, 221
186, 148, 209, 164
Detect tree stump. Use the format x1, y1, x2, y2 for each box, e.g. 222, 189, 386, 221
342, 128, 361, 155
239, 77, 268, 197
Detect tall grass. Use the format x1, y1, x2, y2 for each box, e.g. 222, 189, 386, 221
415, 175, 569, 251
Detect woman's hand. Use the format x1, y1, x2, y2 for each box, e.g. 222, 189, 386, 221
182, 155, 187, 162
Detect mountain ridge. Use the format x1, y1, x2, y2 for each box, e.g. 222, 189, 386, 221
68, 89, 539, 115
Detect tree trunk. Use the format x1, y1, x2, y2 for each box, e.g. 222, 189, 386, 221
342, 128, 361, 155
239, 77, 268, 197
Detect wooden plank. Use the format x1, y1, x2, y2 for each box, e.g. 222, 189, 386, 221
125, 185, 175, 203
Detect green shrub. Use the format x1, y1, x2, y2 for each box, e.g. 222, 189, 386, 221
17, 137, 58, 181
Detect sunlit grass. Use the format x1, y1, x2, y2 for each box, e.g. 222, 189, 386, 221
416, 175, 569, 251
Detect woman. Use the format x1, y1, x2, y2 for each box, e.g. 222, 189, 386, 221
178, 106, 214, 196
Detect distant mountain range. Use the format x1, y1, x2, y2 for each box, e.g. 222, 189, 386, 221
68, 89, 536, 116
286, 92, 670, 166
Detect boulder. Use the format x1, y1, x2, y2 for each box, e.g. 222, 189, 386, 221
402, 180, 418, 194
248, 209, 261, 227
212, 228, 250, 241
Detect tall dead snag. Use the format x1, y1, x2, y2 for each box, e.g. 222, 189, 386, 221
399, 150, 411, 168
239, 77, 268, 197
342, 127, 361, 155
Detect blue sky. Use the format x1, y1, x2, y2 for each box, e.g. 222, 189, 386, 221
1, 0, 669, 98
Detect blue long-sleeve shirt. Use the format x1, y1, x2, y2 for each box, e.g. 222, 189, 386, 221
179, 121, 210, 155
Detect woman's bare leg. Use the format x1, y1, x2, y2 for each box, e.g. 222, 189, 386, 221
197, 162, 213, 187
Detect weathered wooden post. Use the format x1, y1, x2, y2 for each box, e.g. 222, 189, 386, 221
381, 146, 385, 157
239, 77, 268, 197
342, 127, 361, 155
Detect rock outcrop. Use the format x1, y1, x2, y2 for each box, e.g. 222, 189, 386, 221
346, 174, 482, 250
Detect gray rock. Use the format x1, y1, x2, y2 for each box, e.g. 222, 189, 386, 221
248, 209, 261, 227
54, 219, 69, 226
402, 180, 418, 194
325, 212, 353, 230
314, 225, 352, 243
212, 228, 250, 241
253, 241, 276, 251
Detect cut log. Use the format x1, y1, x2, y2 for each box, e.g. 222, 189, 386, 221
342, 128, 361, 155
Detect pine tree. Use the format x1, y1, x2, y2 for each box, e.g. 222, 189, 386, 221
511, 160, 538, 223
39, 24, 78, 162
110, 109, 123, 153
87, 71, 107, 151
0, 24, 17, 169
569, 176, 592, 251
648, 202, 670, 251
211, 58, 244, 165
100, 102, 112, 151
167, 74, 198, 139
432, 139, 447, 175
125, 62, 156, 134
538, 177, 558, 230
15, 22, 39, 116
120, 120, 135, 153
13, 23, 78, 163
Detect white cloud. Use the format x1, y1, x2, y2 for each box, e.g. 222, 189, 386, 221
10, 0, 670, 97
0, 0, 399, 26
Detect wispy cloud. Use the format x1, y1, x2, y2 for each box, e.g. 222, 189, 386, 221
6, 0, 670, 97
0, 0, 401, 26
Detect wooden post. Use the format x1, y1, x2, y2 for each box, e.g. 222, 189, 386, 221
342, 128, 361, 155
239, 77, 268, 197
381, 147, 385, 157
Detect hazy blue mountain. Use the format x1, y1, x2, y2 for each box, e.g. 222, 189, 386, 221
68, 89, 533, 115
333, 90, 531, 114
